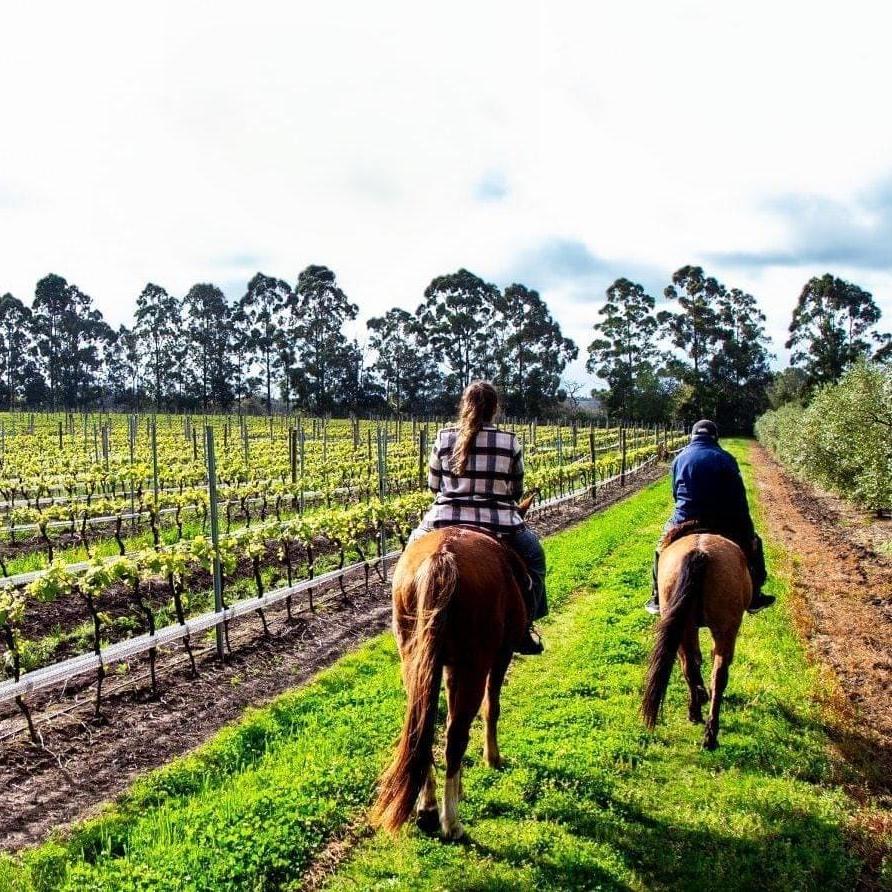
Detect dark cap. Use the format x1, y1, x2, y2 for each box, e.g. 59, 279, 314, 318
690, 419, 719, 441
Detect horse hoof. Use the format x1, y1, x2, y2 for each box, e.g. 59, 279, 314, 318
486, 755, 503, 770
415, 808, 440, 835
688, 711, 704, 725
702, 735, 718, 751
441, 821, 465, 841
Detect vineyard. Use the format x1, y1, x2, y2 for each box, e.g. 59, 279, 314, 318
0, 412, 684, 742
1, 439, 882, 891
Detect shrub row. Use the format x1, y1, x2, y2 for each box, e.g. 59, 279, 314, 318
755, 362, 892, 513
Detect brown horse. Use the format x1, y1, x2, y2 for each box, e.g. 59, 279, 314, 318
642, 529, 752, 750
371, 510, 534, 839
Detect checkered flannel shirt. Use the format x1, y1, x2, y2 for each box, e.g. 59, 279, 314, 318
423, 425, 525, 533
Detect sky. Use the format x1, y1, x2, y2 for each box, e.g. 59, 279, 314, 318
2, 0, 891, 390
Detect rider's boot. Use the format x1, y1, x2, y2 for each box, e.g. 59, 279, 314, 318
748, 589, 776, 613
645, 550, 661, 615
516, 624, 544, 655
515, 570, 545, 655
746, 539, 774, 613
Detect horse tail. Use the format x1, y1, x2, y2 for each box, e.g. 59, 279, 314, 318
643, 548, 708, 730
371, 546, 457, 832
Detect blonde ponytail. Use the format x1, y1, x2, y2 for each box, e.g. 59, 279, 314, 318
451, 381, 499, 475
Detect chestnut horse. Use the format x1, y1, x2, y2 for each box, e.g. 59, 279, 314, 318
371, 506, 535, 839
642, 529, 752, 750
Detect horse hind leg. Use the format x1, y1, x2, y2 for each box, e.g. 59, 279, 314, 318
415, 766, 439, 833
483, 648, 512, 769
678, 631, 708, 725
703, 640, 734, 750
441, 665, 487, 840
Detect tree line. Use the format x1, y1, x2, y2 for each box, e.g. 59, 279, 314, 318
0, 267, 575, 416
587, 266, 890, 431
2, 263, 886, 425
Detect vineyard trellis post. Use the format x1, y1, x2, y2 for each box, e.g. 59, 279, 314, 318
151, 418, 160, 506
588, 428, 597, 502
129, 414, 137, 531
205, 426, 226, 660
377, 426, 388, 582
418, 427, 427, 490
289, 427, 298, 508
299, 430, 306, 514
620, 425, 627, 486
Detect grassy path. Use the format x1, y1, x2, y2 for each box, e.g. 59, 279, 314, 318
0, 441, 863, 890
324, 441, 858, 890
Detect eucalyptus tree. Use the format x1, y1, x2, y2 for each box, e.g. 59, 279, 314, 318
183, 283, 234, 410
74, 292, 115, 409
367, 307, 432, 415
786, 273, 886, 385
586, 278, 660, 420
32, 274, 112, 409
289, 265, 358, 413
767, 367, 810, 409
134, 283, 182, 409
105, 325, 142, 408
658, 265, 724, 417
710, 287, 772, 430
329, 338, 369, 413
238, 273, 292, 412
0, 293, 34, 408
416, 268, 499, 397
31, 274, 71, 409
495, 283, 577, 415
229, 301, 258, 410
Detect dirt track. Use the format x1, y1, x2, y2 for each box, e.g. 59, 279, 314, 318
752, 444, 892, 853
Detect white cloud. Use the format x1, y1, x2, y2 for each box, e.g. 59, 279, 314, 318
1, 0, 891, 389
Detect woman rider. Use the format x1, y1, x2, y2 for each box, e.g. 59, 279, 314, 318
409, 381, 547, 655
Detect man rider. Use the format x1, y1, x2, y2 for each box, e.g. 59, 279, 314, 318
645, 419, 775, 615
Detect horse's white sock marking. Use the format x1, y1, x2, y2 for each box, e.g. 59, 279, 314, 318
440, 770, 464, 839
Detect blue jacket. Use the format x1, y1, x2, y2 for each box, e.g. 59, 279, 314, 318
669, 437, 754, 539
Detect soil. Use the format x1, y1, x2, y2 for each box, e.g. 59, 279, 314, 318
0, 462, 665, 853
751, 445, 892, 880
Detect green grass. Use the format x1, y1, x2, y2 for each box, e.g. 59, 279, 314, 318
0, 441, 865, 891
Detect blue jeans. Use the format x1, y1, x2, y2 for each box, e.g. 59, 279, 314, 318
407, 523, 548, 621
506, 525, 548, 620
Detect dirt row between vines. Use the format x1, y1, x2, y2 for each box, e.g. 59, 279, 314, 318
0, 465, 664, 853
752, 445, 892, 858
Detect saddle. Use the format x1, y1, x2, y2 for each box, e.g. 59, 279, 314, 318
449, 525, 534, 605
659, 519, 751, 557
